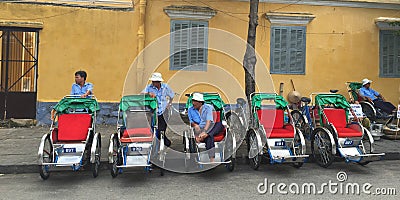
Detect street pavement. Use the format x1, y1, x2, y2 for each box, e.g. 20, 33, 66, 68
0, 124, 399, 174
0, 160, 399, 200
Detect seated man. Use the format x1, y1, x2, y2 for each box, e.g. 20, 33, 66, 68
359, 78, 396, 115
188, 93, 224, 162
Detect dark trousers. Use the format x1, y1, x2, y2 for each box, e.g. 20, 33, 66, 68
196, 122, 224, 158
373, 99, 396, 115
156, 114, 171, 147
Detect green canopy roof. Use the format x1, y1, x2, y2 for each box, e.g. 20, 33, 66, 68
315, 94, 350, 109
185, 93, 225, 111
348, 82, 363, 102
119, 94, 158, 111
251, 93, 288, 110
315, 93, 351, 125
53, 97, 100, 114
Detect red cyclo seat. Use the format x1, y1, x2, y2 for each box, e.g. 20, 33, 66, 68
257, 109, 294, 138
323, 108, 362, 138
121, 128, 153, 143
212, 111, 226, 142
58, 114, 92, 141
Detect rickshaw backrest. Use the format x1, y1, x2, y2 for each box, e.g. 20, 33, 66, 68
323, 108, 347, 128
257, 109, 284, 129
212, 111, 221, 122
124, 111, 153, 129
58, 113, 92, 141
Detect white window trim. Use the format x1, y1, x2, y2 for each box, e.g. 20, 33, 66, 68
164, 5, 217, 20
375, 17, 400, 30
266, 12, 315, 25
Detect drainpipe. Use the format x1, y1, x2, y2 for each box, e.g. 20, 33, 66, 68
136, 0, 147, 92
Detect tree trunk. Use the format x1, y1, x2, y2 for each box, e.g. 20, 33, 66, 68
243, 0, 259, 113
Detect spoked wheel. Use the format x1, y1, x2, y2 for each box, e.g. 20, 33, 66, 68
359, 132, 372, 166
311, 128, 334, 168
360, 102, 376, 122
292, 130, 304, 168
246, 129, 261, 170
225, 157, 235, 172
227, 113, 245, 148
92, 134, 101, 178
39, 134, 52, 180
110, 135, 121, 178
291, 110, 310, 138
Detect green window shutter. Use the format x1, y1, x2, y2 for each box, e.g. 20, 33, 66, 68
170, 20, 208, 71
270, 26, 306, 74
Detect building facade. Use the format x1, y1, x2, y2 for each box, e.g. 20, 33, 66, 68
0, 0, 399, 124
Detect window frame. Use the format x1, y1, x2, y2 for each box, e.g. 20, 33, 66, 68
169, 20, 209, 71
270, 26, 306, 75
379, 30, 400, 78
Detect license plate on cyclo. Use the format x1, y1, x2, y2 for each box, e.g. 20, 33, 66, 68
344, 140, 353, 145
275, 141, 285, 146
131, 147, 143, 151
63, 148, 76, 153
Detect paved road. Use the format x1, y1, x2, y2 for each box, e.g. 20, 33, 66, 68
0, 160, 398, 200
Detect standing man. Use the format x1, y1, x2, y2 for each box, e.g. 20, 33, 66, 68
142, 72, 174, 147
188, 93, 223, 162
359, 78, 396, 115
71, 70, 93, 98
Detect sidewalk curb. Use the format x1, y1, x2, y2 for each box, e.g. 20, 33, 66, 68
1, 152, 399, 174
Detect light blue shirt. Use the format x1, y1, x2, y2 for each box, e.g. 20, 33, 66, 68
142, 83, 174, 115
359, 87, 380, 101
188, 103, 214, 129
71, 82, 93, 96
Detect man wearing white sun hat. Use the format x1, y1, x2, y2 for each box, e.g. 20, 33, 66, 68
188, 92, 224, 162
142, 72, 174, 147
359, 78, 396, 115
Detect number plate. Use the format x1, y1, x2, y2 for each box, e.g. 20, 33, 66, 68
344, 140, 353, 145
131, 147, 143, 151
275, 141, 286, 147
63, 148, 76, 153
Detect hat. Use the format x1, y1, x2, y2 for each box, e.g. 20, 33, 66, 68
192, 93, 204, 102
362, 78, 372, 86
149, 72, 164, 82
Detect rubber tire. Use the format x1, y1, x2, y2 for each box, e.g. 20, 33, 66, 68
311, 127, 335, 168
39, 134, 52, 180
246, 129, 261, 170
92, 134, 101, 178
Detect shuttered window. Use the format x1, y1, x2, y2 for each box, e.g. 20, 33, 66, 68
270, 26, 306, 74
170, 20, 208, 71
380, 30, 400, 77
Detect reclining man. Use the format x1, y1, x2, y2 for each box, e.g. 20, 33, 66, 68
359, 78, 396, 116
188, 93, 224, 162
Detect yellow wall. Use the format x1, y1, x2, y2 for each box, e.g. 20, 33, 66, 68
0, 2, 138, 102
1, 0, 399, 105
135, 0, 400, 104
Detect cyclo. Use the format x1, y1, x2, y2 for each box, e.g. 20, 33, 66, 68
108, 94, 165, 177
246, 93, 308, 170
182, 93, 240, 171
292, 93, 385, 167
38, 95, 101, 180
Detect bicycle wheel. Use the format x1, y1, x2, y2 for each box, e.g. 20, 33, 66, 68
311, 127, 334, 168
39, 134, 52, 180
246, 129, 261, 170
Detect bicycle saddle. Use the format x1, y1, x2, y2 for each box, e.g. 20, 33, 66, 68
301, 97, 311, 103
330, 89, 339, 93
